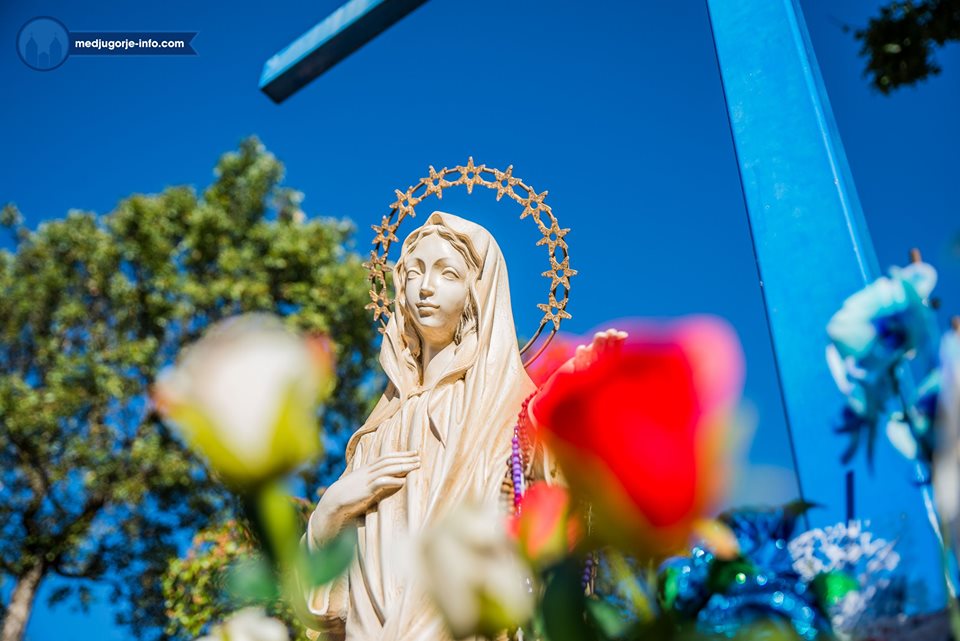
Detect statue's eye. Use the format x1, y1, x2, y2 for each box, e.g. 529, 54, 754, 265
406, 268, 422, 279
442, 268, 461, 280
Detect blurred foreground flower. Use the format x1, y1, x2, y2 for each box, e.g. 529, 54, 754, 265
196, 608, 289, 641
936, 328, 960, 540
154, 313, 335, 488
420, 505, 535, 639
524, 333, 578, 386
509, 482, 582, 569
692, 519, 740, 561
530, 317, 744, 558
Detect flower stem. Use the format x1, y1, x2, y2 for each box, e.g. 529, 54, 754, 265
243, 481, 312, 621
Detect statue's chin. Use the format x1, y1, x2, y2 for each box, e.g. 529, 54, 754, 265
411, 322, 457, 351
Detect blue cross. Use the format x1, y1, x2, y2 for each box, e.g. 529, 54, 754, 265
707, 0, 943, 610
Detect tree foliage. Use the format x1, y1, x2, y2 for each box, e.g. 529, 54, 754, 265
0, 138, 379, 640
161, 513, 313, 641
853, 0, 960, 93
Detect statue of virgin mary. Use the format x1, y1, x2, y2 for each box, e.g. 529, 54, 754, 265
304, 211, 540, 641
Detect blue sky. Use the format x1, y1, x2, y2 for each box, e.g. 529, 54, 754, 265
2, 0, 958, 638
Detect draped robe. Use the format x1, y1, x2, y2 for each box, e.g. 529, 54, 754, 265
305, 212, 537, 641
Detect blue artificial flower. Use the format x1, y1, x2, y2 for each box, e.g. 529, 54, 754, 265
658, 504, 833, 639
658, 547, 712, 618
827, 262, 938, 372
826, 261, 940, 465
697, 581, 825, 641
885, 370, 939, 463
719, 504, 804, 575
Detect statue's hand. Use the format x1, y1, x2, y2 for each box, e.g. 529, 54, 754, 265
565, 328, 628, 373
310, 451, 420, 539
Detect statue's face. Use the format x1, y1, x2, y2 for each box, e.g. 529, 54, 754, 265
402, 232, 470, 346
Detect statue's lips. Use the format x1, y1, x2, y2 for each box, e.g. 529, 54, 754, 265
416, 303, 439, 314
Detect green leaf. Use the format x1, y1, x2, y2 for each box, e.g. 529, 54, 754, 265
658, 565, 681, 611
811, 570, 860, 609
707, 557, 756, 594
542, 559, 596, 641
585, 597, 630, 639
226, 557, 279, 601
782, 500, 820, 521
301, 525, 357, 587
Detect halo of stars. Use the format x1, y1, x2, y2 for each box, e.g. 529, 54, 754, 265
365, 158, 575, 361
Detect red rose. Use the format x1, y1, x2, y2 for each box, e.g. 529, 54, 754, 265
508, 482, 582, 568
529, 317, 743, 558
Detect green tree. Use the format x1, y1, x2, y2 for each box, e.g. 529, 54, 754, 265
0, 138, 379, 641
161, 515, 311, 641
853, 0, 960, 93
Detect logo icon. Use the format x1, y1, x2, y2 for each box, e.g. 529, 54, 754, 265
17, 17, 70, 71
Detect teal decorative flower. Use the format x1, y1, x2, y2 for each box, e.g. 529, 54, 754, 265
825, 260, 940, 464
885, 370, 939, 462
827, 262, 937, 372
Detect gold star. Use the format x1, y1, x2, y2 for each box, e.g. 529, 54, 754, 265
423, 165, 451, 200
520, 189, 548, 220
384, 222, 399, 244
458, 157, 484, 194
493, 165, 517, 202
537, 295, 572, 330
368, 284, 395, 322
374, 215, 399, 245
390, 188, 414, 212
363, 250, 385, 272
541, 255, 577, 291
536, 219, 570, 252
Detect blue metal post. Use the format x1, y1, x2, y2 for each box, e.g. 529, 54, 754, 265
260, 0, 428, 103
706, 0, 944, 609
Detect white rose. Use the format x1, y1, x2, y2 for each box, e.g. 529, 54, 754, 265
420, 505, 535, 639
936, 331, 960, 527
196, 608, 289, 641
155, 313, 335, 488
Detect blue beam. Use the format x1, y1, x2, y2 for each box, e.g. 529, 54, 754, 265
706, 0, 943, 609
260, 0, 428, 103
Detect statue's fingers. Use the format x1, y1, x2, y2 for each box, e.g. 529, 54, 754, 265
604, 328, 627, 351
371, 477, 406, 491
610, 330, 627, 354
369, 461, 419, 477
370, 452, 419, 468
375, 462, 420, 478
574, 343, 590, 368
591, 332, 613, 361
